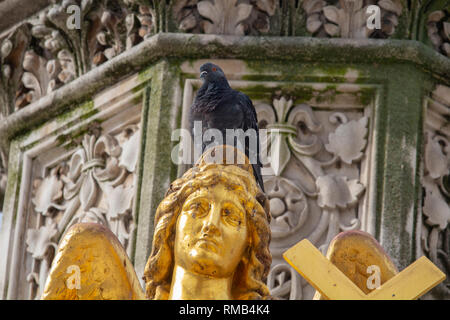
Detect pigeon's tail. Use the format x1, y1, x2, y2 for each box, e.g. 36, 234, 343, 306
252, 162, 265, 193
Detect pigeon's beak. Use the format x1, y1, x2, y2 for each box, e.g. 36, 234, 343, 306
200, 71, 207, 79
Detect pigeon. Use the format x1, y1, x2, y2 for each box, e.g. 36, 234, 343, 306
189, 62, 265, 192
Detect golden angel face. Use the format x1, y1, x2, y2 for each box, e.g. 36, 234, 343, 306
174, 183, 248, 278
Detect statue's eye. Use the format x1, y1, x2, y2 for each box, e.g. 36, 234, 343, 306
187, 200, 208, 218
222, 206, 242, 226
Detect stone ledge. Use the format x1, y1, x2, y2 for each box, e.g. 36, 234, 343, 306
0, 33, 449, 152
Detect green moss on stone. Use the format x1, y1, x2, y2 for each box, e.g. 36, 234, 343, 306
55, 100, 95, 124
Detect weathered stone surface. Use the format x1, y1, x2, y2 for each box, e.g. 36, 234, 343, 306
419, 84, 450, 300
0, 72, 145, 299
0, 0, 50, 32
303, 0, 403, 38
0, 1, 444, 117
1, 34, 448, 157
427, 9, 450, 57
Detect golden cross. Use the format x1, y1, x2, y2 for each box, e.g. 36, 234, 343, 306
283, 239, 446, 300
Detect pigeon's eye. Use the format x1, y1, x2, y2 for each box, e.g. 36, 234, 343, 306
212, 67, 217, 72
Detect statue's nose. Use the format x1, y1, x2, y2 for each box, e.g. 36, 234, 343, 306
201, 205, 221, 235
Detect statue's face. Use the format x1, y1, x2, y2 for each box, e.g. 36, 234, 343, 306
174, 183, 248, 278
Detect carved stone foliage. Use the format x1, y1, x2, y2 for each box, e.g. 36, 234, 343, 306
0, 0, 154, 116
303, 0, 403, 38
173, 0, 276, 35
31, 0, 153, 71
420, 85, 450, 299
0, 23, 32, 116
0, 149, 7, 209
0, 0, 412, 117
25, 126, 141, 300
427, 10, 450, 57
257, 95, 371, 300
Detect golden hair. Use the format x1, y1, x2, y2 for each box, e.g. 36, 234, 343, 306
143, 163, 272, 300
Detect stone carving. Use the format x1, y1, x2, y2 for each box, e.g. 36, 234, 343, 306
0, 0, 154, 113
265, 177, 308, 238
427, 10, 450, 57
0, 0, 410, 115
25, 126, 140, 299
173, 0, 276, 35
125, 4, 154, 49
0, 23, 32, 115
420, 85, 450, 299
32, 167, 65, 217
17, 50, 63, 108
325, 116, 368, 164
303, 0, 403, 38
31, 0, 153, 74
257, 96, 370, 300
267, 262, 303, 299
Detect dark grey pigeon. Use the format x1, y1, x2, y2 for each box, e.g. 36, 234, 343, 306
189, 62, 265, 192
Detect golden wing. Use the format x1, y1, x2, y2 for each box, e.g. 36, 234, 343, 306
41, 223, 145, 300
313, 230, 399, 300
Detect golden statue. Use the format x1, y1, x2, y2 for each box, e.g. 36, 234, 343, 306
42, 145, 272, 300
41, 222, 146, 300
312, 230, 399, 300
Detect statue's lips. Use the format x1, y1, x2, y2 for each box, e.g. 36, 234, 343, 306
195, 238, 219, 253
